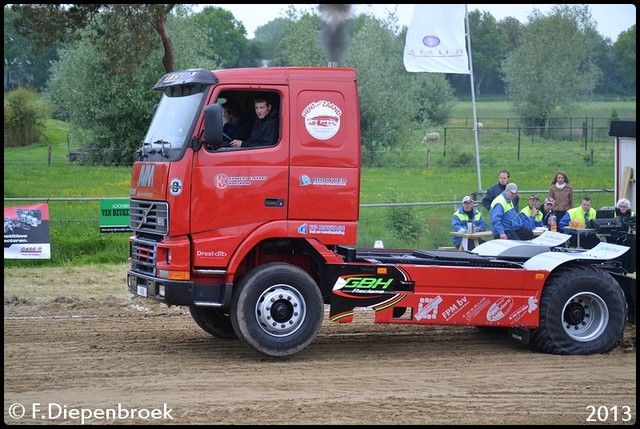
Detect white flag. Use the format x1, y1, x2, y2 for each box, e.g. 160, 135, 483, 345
403, 4, 470, 74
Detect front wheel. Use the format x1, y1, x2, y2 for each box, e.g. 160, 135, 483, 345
231, 263, 324, 357
531, 264, 628, 355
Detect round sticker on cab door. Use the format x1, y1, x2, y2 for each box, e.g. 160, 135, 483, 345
302, 100, 342, 140
169, 178, 183, 196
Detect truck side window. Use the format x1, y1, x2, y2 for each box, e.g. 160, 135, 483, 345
215, 91, 280, 150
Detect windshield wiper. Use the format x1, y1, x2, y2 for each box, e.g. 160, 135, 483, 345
136, 140, 170, 160
136, 142, 152, 160
149, 140, 170, 158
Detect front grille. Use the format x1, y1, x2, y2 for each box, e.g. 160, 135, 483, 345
131, 236, 158, 276
130, 199, 169, 234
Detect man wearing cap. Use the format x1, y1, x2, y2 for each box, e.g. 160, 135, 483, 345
451, 196, 487, 250
519, 194, 544, 230
490, 183, 534, 240
541, 197, 555, 226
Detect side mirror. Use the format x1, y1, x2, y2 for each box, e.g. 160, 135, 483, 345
203, 104, 224, 149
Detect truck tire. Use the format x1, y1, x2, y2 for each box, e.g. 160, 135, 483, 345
189, 306, 238, 339
531, 264, 628, 355
230, 262, 324, 357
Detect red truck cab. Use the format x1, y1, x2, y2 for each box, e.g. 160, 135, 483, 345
129, 67, 360, 304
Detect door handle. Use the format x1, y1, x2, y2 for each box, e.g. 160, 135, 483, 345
265, 198, 285, 207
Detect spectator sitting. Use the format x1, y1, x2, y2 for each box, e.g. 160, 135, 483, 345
540, 197, 556, 227
519, 194, 544, 230
451, 195, 487, 250
614, 198, 635, 219
559, 196, 599, 249
609, 198, 635, 245
490, 183, 533, 240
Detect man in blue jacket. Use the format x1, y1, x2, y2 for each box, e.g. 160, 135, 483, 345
482, 170, 520, 214
451, 195, 487, 250
490, 183, 533, 240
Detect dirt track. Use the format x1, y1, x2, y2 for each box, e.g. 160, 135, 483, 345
3, 295, 636, 425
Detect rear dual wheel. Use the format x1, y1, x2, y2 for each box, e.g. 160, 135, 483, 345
531, 264, 627, 355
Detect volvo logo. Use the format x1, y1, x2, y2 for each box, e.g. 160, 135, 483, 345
170, 178, 183, 196
138, 164, 155, 187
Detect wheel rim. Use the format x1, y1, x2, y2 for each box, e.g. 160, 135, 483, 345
254, 284, 305, 337
561, 292, 609, 341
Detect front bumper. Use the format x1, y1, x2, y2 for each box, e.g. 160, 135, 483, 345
127, 270, 233, 307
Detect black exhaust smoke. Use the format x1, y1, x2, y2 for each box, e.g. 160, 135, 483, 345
318, 4, 353, 67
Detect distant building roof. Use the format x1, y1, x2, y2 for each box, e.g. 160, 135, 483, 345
609, 120, 636, 138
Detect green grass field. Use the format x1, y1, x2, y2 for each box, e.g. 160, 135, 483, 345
4, 101, 634, 266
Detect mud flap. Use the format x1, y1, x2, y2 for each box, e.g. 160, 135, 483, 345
610, 272, 636, 325
508, 326, 531, 345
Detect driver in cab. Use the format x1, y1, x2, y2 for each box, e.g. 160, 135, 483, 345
229, 96, 278, 148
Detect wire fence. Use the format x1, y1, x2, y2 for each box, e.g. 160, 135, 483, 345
4, 116, 631, 168
4, 188, 617, 257
4, 188, 616, 221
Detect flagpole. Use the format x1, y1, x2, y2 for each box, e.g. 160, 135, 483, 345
464, 4, 483, 193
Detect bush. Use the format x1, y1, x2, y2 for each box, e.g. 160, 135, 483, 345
386, 205, 424, 245
440, 146, 475, 167
4, 87, 51, 147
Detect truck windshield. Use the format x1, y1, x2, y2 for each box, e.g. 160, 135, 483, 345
140, 88, 205, 161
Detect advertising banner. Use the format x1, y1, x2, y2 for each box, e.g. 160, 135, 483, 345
4, 203, 51, 259
100, 198, 131, 233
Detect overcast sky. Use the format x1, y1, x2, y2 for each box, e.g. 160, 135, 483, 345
197, 4, 635, 41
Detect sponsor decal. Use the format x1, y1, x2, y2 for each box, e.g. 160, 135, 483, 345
508, 297, 539, 323
302, 100, 342, 140
301, 224, 346, 235
299, 175, 311, 186
415, 295, 443, 321
441, 296, 470, 321
332, 276, 394, 293
299, 174, 347, 187
196, 250, 227, 258
486, 297, 514, 322
214, 173, 267, 189
462, 297, 491, 322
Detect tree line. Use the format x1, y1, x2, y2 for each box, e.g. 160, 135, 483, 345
3, 4, 636, 165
